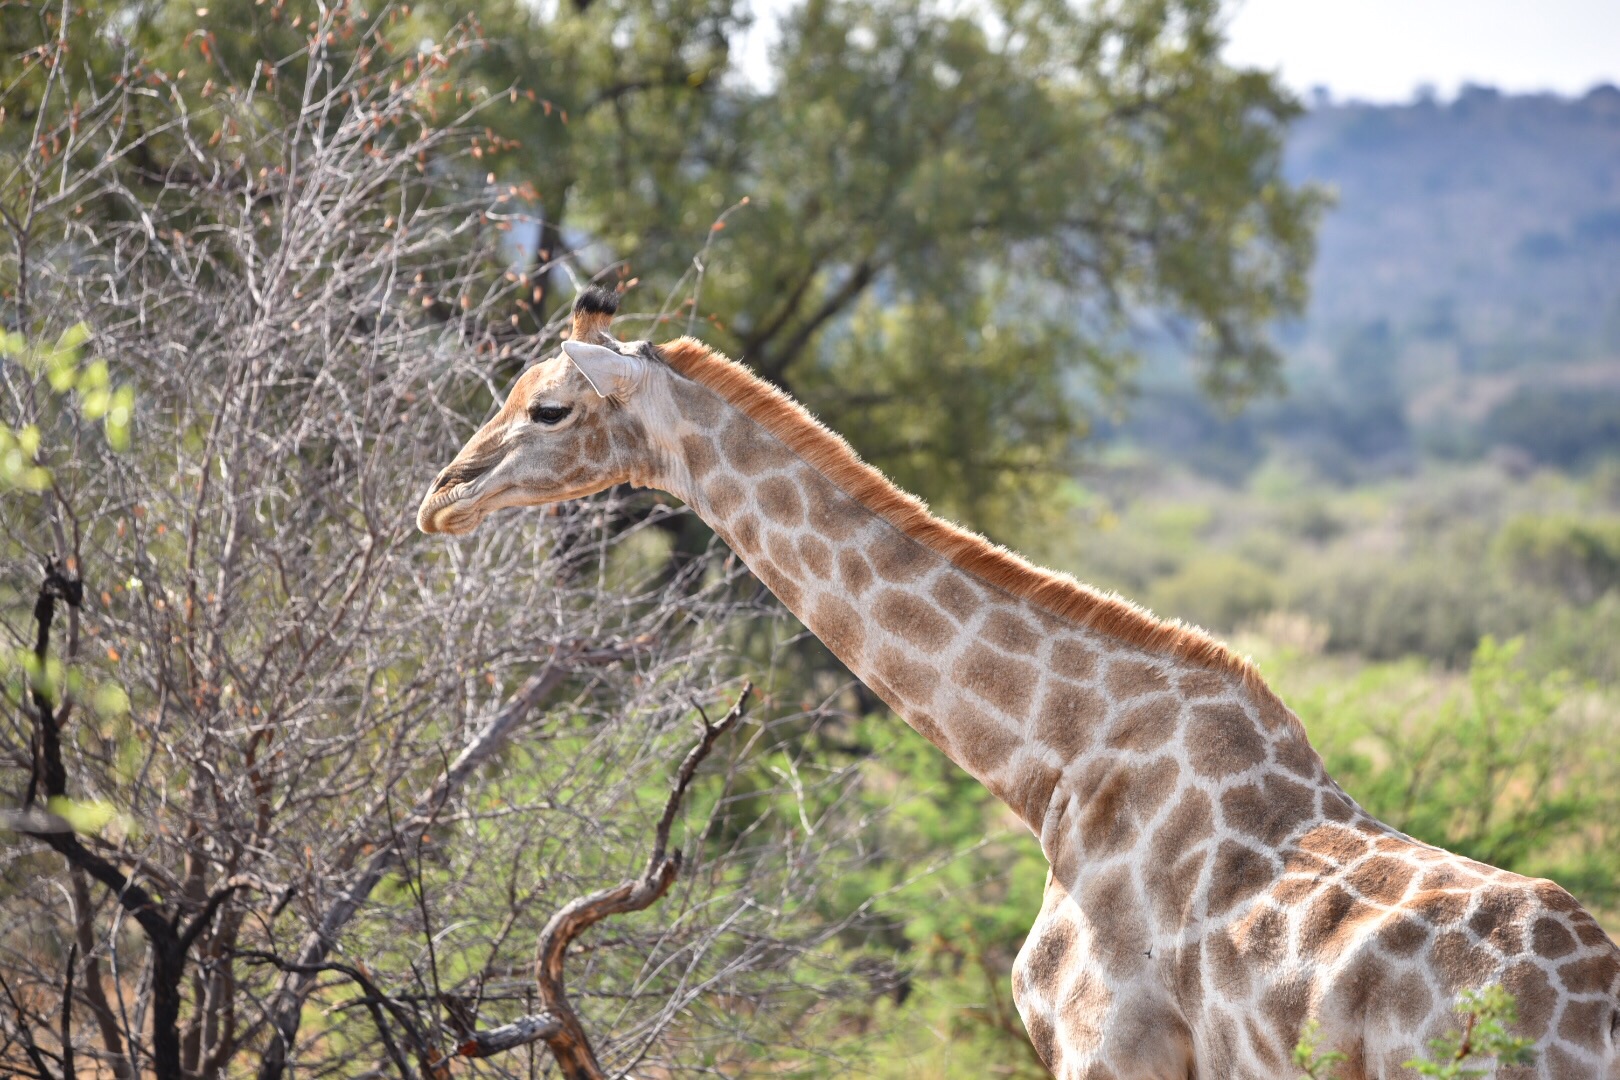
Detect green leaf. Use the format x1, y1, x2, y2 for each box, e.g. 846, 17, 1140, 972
105, 385, 135, 450
93, 682, 130, 717
46, 797, 119, 836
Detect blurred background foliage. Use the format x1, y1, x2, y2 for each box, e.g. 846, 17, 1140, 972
4, 0, 1620, 1072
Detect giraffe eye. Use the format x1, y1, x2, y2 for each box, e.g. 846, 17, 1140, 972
529, 403, 571, 425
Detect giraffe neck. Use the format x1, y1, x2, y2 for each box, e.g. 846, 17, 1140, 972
644, 357, 1315, 851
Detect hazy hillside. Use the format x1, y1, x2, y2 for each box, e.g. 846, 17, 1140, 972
1295, 84, 1620, 354
1116, 85, 1620, 478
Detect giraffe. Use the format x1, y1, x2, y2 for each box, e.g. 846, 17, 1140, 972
418, 288, 1620, 1079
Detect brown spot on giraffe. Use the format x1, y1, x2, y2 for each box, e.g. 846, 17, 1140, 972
1334, 950, 1391, 1027
906, 711, 950, 751
1274, 735, 1326, 781
1105, 696, 1179, 753
1080, 865, 1150, 976
1374, 914, 1430, 957
1025, 1010, 1057, 1069
837, 550, 874, 596
1208, 841, 1275, 917
668, 375, 722, 426
1154, 786, 1216, 858
1560, 999, 1610, 1052
1261, 975, 1311, 1051
1468, 897, 1528, 955
1269, 874, 1319, 907
1320, 788, 1358, 821
1386, 969, 1434, 1029
681, 433, 720, 478
1418, 863, 1481, 891
809, 596, 865, 661
1150, 844, 1211, 933
947, 704, 1020, 775
1432, 929, 1499, 989
797, 534, 833, 577
1245, 1015, 1285, 1072
729, 513, 761, 555
719, 415, 795, 473
1171, 940, 1204, 1015
1051, 640, 1099, 681
1034, 680, 1101, 758
1105, 659, 1171, 699
1344, 854, 1418, 906
706, 478, 744, 520
984, 610, 1041, 654
868, 528, 931, 583
1253, 692, 1302, 734
1573, 918, 1613, 947
1407, 889, 1472, 928
1296, 823, 1372, 867
931, 573, 982, 620
1221, 778, 1311, 847
1300, 886, 1376, 957
873, 588, 955, 652
756, 475, 805, 526
1232, 903, 1290, 960
871, 645, 939, 709
1058, 971, 1110, 1053
1502, 961, 1557, 1038
765, 530, 802, 575
797, 468, 868, 540
1024, 915, 1076, 986
1559, 953, 1620, 994
1178, 669, 1231, 698
954, 646, 1037, 718
1546, 1045, 1598, 1080
1533, 879, 1586, 914
1186, 702, 1269, 778
1532, 916, 1577, 959
1207, 928, 1255, 999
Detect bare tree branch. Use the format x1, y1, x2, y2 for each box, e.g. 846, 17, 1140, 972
456, 683, 753, 1074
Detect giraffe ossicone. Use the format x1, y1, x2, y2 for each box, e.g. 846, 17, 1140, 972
419, 288, 1620, 1079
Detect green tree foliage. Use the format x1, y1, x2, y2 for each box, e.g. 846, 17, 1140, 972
1277, 636, 1616, 906
0, 325, 133, 488
1146, 551, 1275, 631
1292, 1018, 1348, 1080
1292, 986, 1536, 1080
1495, 513, 1620, 605
1482, 386, 1620, 470
1405, 985, 1537, 1078
5, 0, 1322, 532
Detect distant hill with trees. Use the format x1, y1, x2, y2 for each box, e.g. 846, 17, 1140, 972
1115, 84, 1620, 478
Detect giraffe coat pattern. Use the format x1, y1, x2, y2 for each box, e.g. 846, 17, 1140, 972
419, 313, 1620, 1080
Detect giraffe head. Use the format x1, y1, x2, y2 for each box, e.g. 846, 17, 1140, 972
417, 287, 659, 535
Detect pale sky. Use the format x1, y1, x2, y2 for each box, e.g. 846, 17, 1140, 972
740, 0, 1620, 103
1223, 0, 1620, 102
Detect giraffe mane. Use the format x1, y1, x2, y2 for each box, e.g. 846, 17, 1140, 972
655, 336, 1274, 693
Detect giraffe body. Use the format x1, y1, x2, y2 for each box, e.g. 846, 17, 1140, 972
419, 295, 1620, 1078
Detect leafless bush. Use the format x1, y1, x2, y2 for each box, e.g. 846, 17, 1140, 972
1, 7, 889, 1076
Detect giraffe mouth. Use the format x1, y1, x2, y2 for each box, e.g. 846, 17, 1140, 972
418, 477, 498, 535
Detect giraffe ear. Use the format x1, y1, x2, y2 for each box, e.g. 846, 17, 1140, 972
560, 339, 645, 399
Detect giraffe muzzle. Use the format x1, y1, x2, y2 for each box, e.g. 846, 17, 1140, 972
418, 456, 503, 534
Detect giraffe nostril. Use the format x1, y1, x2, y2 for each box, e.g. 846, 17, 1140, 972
433, 460, 489, 493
